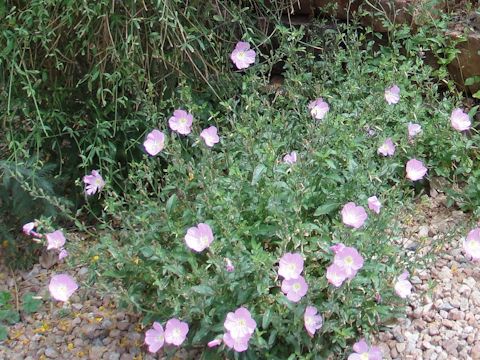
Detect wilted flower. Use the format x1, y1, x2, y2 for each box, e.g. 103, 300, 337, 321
408, 123, 422, 138
164, 318, 189, 346
368, 196, 381, 214
308, 98, 330, 120
330, 243, 346, 254
278, 252, 304, 280
143, 129, 165, 156
326, 263, 348, 287
223, 332, 250, 352
83, 170, 105, 195
22, 222, 36, 236
406, 159, 427, 181
46, 230, 66, 251
184, 223, 214, 252
49, 274, 78, 302
283, 151, 297, 164
378, 138, 395, 157
169, 109, 193, 135
348, 339, 382, 360
58, 249, 69, 260
464, 228, 480, 260
304, 306, 323, 337
225, 258, 235, 272
394, 271, 413, 299
200, 126, 220, 147
207, 339, 222, 348
450, 108, 471, 132
384, 85, 400, 105
341, 202, 368, 229
230, 41, 256, 70
145, 322, 165, 353
224, 307, 257, 341
281, 276, 308, 302
333, 247, 364, 279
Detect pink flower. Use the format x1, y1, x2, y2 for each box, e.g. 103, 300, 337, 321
283, 151, 297, 164
223, 332, 250, 352
58, 249, 68, 260
230, 41, 256, 70
450, 108, 471, 132
184, 223, 214, 252
333, 247, 364, 279
394, 271, 413, 299
145, 322, 165, 353
200, 126, 220, 147
22, 222, 36, 236
308, 98, 330, 120
225, 258, 235, 272
224, 307, 257, 340
281, 276, 308, 302
406, 159, 427, 181
143, 129, 165, 156
164, 318, 189, 346
278, 252, 304, 280
377, 138, 395, 156
168, 109, 193, 135
348, 339, 382, 360
384, 85, 400, 105
341, 202, 368, 229
368, 196, 381, 214
304, 306, 323, 337
207, 339, 222, 348
49, 274, 78, 302
83, 170, 105, 195
326, 264, 348, 287
464, 228, 480, 260
408, 123, 422, 138
329, 243, 346, 254
46, 230, 66, 250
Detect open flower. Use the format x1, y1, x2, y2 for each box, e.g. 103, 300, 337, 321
348, 339, 382, 360
368, 196, 381, 214
281, 276, 308, 302
450, 108, 471, 132
406, 159, 427, 181
200, 126, 220, 147
164, 318, 189, 346
283, 151, 297, 164
464, 228, 480, 260
46, 230, 66, 250
341, 202, 368, 229
49, 274, 78, 302
223, 332, 250, 352
145, 322, 165, 353
278, 252, 304, 280
168, 109, 193, 135
304, 306, 323, 337
394, 271, 413, 299
333, 246, 364, 279
308, 98, 330, 120
378, 138, 395, 156
224, 307, 257, 341
230, 41, 256, 70
83, 170, 105, 195
408, 123, 422, 138
143, 129, 165, 156
384, 85, 400, 105
326, 263, 348, 287
185, 223, 214, 252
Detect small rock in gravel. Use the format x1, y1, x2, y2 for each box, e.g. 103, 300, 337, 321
116, 321, 130, 331
44, 348, 58, 358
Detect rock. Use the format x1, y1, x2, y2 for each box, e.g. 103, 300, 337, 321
473, 343, 480, 360
44, 348, 58, 358
116, 321, 130, 331
107, 353, 120, 360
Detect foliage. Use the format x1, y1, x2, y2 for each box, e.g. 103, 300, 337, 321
87, 19, 477, 358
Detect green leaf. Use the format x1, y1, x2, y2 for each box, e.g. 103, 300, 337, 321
0, 325, 7, 342
21, 293, 42, 314
473, 90, 480, 99
251, 164, 267, 185
262, 308, 272, 329
465, 76, 480, 86
0, 291, 11, 307
191, 285, 215, 296
313, 203, 340, 216
166, 193, 178, 213
0, 310, 19, 324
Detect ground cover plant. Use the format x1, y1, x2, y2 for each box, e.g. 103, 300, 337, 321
3, 1, 480, 359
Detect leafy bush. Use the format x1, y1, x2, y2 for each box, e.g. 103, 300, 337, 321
88, 20, 476, 358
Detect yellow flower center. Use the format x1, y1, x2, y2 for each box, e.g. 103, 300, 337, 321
360, 353, 369, 360
237, 51, 245, 59
344, 256, 353, 266
293, 283, 301, 292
